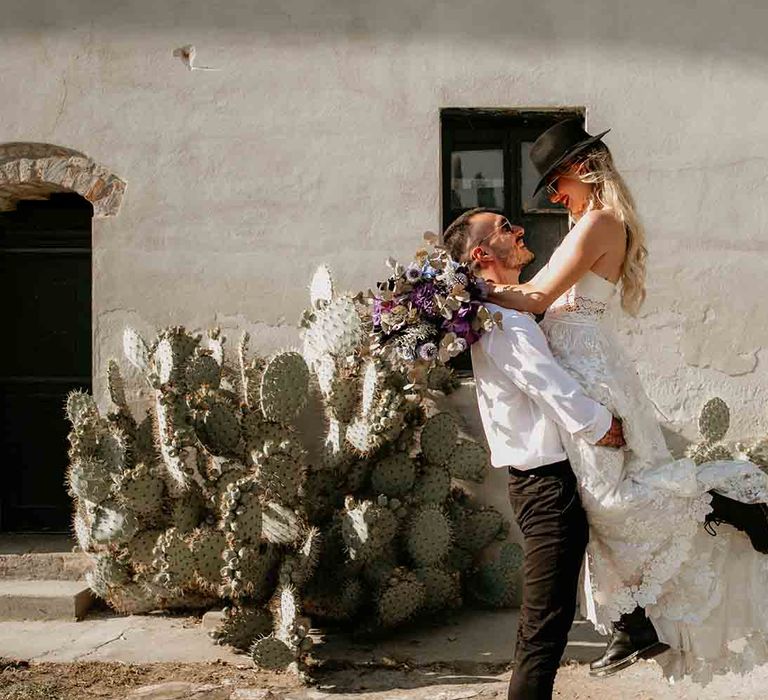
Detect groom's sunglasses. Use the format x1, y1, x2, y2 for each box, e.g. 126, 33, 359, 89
475, 217, 524, 248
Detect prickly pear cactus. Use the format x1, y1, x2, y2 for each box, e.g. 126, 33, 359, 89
64, 263, 521, 678
66, 326, 320, 673
686, 397, 735, 465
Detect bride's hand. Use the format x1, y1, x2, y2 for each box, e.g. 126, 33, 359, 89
595, 416, 626, 448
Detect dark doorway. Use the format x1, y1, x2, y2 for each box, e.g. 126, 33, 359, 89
0, 193, 93, 532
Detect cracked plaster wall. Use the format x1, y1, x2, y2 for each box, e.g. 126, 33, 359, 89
2, 1, 768, 448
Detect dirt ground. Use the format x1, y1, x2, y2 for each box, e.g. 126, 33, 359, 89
0, 659, 300, 700
2, 657, 767, 700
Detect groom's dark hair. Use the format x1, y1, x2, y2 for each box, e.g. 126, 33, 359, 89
442, 207, 502, 263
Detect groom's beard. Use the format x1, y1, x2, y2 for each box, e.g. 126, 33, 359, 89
502, 246, 535, 271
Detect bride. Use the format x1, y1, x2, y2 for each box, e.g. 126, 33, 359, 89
482, 119, 768, 683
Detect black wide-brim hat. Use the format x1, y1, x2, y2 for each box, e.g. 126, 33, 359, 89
530, 118, 611, 195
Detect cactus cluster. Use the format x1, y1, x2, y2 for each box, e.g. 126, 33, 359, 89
66, 265, 523, 675
685, 397, 768, 477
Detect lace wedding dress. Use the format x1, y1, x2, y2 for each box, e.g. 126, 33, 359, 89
540, 269, 768, 683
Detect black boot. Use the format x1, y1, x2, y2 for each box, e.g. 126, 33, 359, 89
589, 607, 669, 677
705, 491, 768, 554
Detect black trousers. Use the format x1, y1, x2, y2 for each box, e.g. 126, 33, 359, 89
506, 459, 589, 700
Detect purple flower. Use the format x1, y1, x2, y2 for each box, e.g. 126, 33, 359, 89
372, 297, 394, 327
410, 281, 441, 320
442, 303, 482, 346
417, 342, 438, 361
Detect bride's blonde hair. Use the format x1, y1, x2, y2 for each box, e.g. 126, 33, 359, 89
566, 145, 647, 316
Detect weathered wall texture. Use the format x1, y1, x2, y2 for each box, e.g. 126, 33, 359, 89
1, 0, 767, 448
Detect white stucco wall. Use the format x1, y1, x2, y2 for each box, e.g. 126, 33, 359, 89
2, 0, 768, 448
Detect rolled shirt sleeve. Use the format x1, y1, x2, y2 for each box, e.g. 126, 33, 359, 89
484, 311, 613, 445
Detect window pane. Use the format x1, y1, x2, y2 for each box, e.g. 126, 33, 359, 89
520, 141, 563, 213
449, 149, 504, 210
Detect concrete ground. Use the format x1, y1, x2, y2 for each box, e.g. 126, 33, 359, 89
1, 609, 768, 699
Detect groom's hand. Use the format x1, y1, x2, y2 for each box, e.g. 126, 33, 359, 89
595, 416, 625, 448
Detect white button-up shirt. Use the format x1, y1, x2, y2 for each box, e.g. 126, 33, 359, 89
471, 304, 613, 470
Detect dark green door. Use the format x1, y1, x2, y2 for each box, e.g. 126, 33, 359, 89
0, 193, 93, 532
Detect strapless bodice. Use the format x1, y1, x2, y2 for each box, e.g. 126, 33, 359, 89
544, 269, 618, 324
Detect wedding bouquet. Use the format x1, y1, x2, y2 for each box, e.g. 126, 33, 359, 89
369, 232, 503, 373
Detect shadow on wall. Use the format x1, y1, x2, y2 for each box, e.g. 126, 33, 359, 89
2, 0, 767, 61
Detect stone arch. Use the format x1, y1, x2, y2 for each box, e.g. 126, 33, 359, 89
0, 142, 126, 218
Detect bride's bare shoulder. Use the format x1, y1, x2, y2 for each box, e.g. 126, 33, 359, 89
579, 208, 624, 236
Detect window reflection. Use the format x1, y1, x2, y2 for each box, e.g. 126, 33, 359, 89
450, 150, 504, 210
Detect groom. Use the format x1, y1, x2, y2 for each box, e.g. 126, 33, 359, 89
443, 209, 627, 700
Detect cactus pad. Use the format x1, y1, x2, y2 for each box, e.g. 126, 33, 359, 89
222, 542, 280, 601
68, 459, 115, 505
446, 440, 489, 482
197, 400, 241, 455
153, 528, 197, 590
698, 397, 730, 442
456, 507, 506, 552
302, 295, 365, 366
210, 605, 273, 650
406, 506, 452, 567
189, 527, 227, 591
251, 438, 306, 506
420, 413, 458, 466
309, 265, 335, 308
250, 634, 295, 670
221, 477, 263, 544
342, 500, 398, 562
361, 359, 384, 416
413, 465, 451, 504
376, 567, 426, 627
259, 352, 310, 424
261, 501, 305, 545
90, 502, 139, 545
130, 529, 164, 572
123, 327, 150, 374
113, 462, 165, 519
415, 566, 462, 611
185, 352, 222, 391
66, 389, 98, 426
466, 542, 522, 608
370, 452, 416, 497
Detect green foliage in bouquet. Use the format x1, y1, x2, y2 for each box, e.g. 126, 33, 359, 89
65, 264, 522, 677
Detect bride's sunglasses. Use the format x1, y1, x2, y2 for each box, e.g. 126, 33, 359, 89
545, 178, 560, 198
